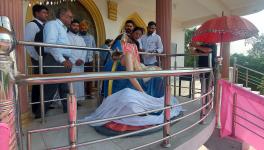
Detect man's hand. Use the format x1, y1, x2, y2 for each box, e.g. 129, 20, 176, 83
75, 59, 84, 66
149, 50, 158, 53
62, 60, 73, 69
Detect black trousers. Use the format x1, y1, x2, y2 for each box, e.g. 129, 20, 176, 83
43, 54, 71, 113
31, 59, 41, 116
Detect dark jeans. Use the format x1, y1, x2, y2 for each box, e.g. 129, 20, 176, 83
31, 58, 41, 116
43, 54, 71, 113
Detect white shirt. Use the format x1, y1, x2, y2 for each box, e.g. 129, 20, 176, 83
67, 31, 87, 64
44, 19, 73, 63
24, 18, 43, 61
141, 33, 163, 65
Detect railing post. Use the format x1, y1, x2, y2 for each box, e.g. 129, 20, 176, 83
96, 51, 101, 105
192, 56, 197, 99
174, 56, 177, 96
92, 52, 96, 88
200, 73, 206, 124
39, 46, 45, 124
27, 132, 32, 150
245, 69, 249, 87
162, 76, 171, 148
231, 92, 237, 137
233, 57, 237, 83
68, 82, 77, 150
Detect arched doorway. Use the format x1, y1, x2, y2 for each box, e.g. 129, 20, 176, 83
25, 0, 105, 46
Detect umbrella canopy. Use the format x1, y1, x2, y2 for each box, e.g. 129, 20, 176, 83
192, 16, 259, 43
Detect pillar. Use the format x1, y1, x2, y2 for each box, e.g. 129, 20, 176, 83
156, 0, 172, 69
0, 0, 29, 125
221, 42, 230, 79
156, 0, 172, 147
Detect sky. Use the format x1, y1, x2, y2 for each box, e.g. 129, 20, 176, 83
230, 10, 264, 55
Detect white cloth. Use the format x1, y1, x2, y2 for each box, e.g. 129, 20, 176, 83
141, 33, 163, 65
82, 88, 183, 126
67, 31, 87, 101
24, 18, 44, 61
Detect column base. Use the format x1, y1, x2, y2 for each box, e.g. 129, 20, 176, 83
21, 111, 32, 128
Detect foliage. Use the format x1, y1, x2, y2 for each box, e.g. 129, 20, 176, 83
230, 53, 264, 73
230, 34, 264, 92
184, 28, 197, 67
257, 77, 264, 95
248, 34, 264, 59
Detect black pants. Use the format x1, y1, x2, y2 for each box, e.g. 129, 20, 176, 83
31, 59, 41, 116
43, 54, 71, 113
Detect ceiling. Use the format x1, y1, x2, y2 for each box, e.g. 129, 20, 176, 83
118, 0, 264, 28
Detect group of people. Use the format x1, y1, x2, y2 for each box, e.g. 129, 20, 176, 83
25, 4, 165, 119
25, 5, 98, 118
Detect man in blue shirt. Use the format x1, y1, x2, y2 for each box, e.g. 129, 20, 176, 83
79, 20, 96, 98
42, 8, 74, 115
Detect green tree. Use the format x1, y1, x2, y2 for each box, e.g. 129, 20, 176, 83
184, 28, 196, 67
230, 34, 264, 92
258, 77, 264, 94
248, 34, 264, 59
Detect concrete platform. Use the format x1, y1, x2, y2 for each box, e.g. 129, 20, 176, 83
22, 94, 215, 150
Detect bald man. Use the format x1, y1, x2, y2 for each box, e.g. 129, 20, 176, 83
79, 20, 96, 98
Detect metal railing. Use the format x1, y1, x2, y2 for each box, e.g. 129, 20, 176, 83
13, 41, 215, 150
21, 40, 213, 124
0, 16, 216, 149
233, 59, 264, 94
17, 68, 213, 150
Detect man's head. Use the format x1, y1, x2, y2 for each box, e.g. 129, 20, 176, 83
69, 19, 80, 34
56, 8, 73, 27
131, 27, 144, 40
32, 4, 48, 23
79, 20, 89, 36
124, 20, 135, 35
147, 21, 156, 36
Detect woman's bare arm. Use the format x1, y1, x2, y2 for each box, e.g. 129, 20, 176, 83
125, 52, 144, 92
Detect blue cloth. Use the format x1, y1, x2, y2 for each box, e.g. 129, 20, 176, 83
43, 19, 73, 63
102, 59, 164, 98
100, 44, 111, 66
111, 40, 122, 52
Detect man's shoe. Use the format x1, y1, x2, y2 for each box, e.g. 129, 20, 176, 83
49, 106, 55, 109
34, 114, 41, 119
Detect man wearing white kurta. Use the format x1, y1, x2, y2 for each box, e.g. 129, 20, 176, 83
67, 19, 87, 101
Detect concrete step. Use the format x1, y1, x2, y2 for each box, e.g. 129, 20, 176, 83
251, 91, 260, 95
235, 84, 243, 87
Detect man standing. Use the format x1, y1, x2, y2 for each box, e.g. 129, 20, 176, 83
43, 8, 74, 114
67, 19, 87, 102
79, 20, 96, 98
141, 21, 163, 66
111, 20, 136, 52
24, 4, 48, 118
